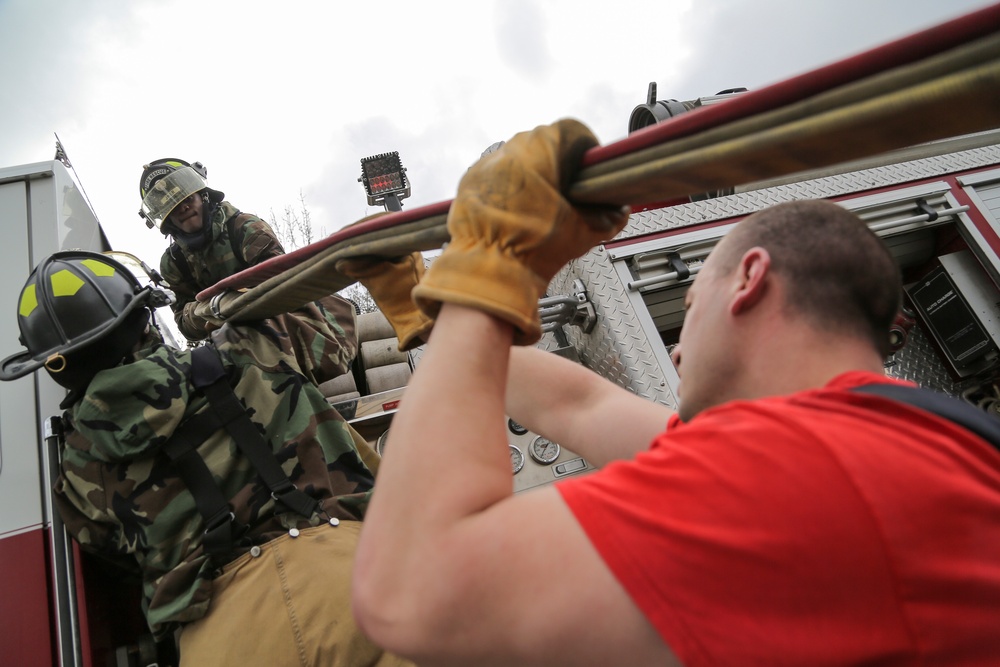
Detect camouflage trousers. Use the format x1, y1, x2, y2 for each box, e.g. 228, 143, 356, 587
178, 521, 413, 667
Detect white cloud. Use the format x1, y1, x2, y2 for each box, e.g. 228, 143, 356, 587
495, 0, 553, 80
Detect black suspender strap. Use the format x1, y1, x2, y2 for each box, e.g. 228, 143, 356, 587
852, 383, 1000, 452
190, 346, 319, 520
225, 211, 250, 270
169, 243, 195, 286
162, 411, 247, 557
160, 346, 319, 559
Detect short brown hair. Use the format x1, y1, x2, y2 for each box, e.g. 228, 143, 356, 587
712, 199, 901, 356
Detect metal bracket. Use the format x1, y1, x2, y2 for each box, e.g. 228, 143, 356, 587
914, 197, 939, 222
540, 280, 597, 334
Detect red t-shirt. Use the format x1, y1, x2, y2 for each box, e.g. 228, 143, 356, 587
558, 371, 1000, 666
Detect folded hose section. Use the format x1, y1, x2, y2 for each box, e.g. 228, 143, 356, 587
199, 2, 1000, 323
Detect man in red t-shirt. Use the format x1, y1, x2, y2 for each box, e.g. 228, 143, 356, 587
352, 120, 1000, 666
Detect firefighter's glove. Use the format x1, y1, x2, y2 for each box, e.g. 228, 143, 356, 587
412, 119, 629, 345
337, 252, 433, 351
180, 301, 217, 338
186, 291, 241, 334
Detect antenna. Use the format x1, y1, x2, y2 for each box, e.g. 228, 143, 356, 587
54, 133, 101, 224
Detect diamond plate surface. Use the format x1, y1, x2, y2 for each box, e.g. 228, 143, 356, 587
551, 248, 678, 409
884, 325, 980, 397
615, 145, 1000, 240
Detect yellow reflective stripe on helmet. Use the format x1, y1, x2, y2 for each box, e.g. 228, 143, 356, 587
18, 284, 37, 318
81, 258, 116, 277
50, 269, 85, 297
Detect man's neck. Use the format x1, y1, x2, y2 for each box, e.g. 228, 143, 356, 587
735, 320, 886, 402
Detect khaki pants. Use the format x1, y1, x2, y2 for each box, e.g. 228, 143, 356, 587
179, 521, 413, 667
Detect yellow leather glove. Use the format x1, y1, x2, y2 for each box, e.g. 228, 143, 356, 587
412, 119, 629, 345
337, 252, 433, 351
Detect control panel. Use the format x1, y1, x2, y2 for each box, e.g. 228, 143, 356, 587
334, 390, 595, 493
504, 418, 595, 493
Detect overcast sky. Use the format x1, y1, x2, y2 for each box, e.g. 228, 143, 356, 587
1, 0, 994, 272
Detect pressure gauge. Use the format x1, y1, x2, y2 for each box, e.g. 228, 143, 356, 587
376, 429, 390, 457
529, 436, 561, 465
507, 418, 528, 436
509, 445, 525, 474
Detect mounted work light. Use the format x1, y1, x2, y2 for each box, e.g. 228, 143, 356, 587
627, 83, 747, 203
359, 151, 411, 212
627, 83, 747, 135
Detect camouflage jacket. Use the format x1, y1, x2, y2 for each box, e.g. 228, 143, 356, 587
53, 297, 365, 639
160, 201, 284, 341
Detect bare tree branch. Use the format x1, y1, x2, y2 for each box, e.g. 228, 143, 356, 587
270, 192, 378, 314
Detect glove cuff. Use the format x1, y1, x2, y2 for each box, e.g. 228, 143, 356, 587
181, 301, 214, 339
394, 309, 435, 351
413, 244, 547, 345
343, 254, 433, 351
187, 291, 240, 337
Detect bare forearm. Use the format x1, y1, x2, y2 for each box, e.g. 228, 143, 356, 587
353, 120, 673, 664
354, 307, 671, 663
384, 304, 514, 514
356, 305, 515, 594
506, 346, 673, 466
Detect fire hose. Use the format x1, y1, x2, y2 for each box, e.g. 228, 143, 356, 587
197, 2, 1000, 323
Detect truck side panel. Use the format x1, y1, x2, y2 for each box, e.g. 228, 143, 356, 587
550, 140, 1000, 403
0, 166, 61, 666
0, 160, 110, 667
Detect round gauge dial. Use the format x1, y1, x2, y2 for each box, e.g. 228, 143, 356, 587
375, 429, 390, 457
529, 436, 561, 465
509, 445, 525, 474
507, 418, 528, 436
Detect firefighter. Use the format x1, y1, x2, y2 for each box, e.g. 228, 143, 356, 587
351, 119, 1000, 665
0, 252, 411, 667
139, 158, 285, 341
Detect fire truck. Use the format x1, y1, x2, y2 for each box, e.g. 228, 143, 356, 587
3, 6, 1000, 664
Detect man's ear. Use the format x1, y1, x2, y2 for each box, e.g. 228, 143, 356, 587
730, 247, 771, 316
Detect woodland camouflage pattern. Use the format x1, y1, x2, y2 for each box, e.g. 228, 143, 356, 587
160, 201, 284, 340
53, 296, 366, 639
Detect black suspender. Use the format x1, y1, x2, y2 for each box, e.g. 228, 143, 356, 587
168, 243, 195, 286
162, 345, 318, 558
226, 211, 250, 271
852, 383, 1000, 452
190, 346, 318, 519
163, 410, 248, 557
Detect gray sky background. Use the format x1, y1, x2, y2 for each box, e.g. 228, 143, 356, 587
1, 0, 994, 272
